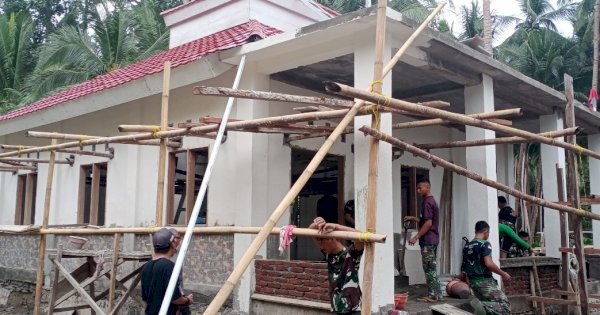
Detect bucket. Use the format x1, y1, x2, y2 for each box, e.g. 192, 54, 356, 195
439, 281, 449, 297
394, 293, 408, 310
446, 280, 470, 299
68, 236, 88, 249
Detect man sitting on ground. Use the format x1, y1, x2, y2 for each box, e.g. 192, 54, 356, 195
309, 216, 364, 315
461, 221, 511, 315
141, 228, 193, 315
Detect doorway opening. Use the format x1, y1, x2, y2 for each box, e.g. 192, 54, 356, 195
290, 148, 344, 261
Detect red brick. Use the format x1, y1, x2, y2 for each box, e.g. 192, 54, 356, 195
274, 289, 289, 296
268, 282, 282, 289
304, 292, 319, 300
275, 266, 289, 272
297, 286, 310, 292
290, 267, 304, 273
255, 281, 268, 288
281, 283, 295, 290
289, 279, 303, 285
257, 287, 274, 294
289, 290, 304, 297
296, 273, 311, 280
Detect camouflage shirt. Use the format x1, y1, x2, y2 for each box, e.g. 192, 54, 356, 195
326, 243, 363, 313
461, 238, 493, 283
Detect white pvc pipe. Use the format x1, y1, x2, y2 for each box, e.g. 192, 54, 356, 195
158, 55, 247, 315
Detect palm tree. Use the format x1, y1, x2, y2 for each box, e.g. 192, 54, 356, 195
22, 0, 169, 102
0, 13, 33, 113
514, 0, 576, 32
457, 1, 516, 42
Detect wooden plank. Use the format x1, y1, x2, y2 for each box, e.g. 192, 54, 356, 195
167, 152, 176, 224
186, 150, 195, 224
430, 303, 474, 314
51, 259, 105, 314
109, 272, 142, 315
14, 175, 24, 224
90, 163, 101, 225
108, 233, 121, 311
559, 247, 600, 254
53, 259, 123, 306
53, 262, 93, 299
77, 165, 87, 224
47, 249, 152, 260
549, 290, 600, 299
46, 245, 63, 314
24, 173, 35, 224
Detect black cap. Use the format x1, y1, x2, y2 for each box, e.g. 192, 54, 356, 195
153, 228, 174, 250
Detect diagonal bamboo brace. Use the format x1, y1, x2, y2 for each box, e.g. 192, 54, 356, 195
326, 82, 600, 161
358, 126, 600, 221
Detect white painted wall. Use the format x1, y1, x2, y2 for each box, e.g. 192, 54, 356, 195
589, 134, 600, 249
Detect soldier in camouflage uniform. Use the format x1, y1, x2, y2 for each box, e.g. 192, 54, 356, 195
405, 179, 442, 302
310, 217, 364, 314
461, 221, 511, 315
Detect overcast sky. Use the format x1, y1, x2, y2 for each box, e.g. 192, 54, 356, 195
438, 0, 574, 45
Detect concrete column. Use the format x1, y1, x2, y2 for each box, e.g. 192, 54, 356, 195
450, 128, 467, 275
231, 65, 270, 313
464, 74, 500, 269
496, 143, 516, 207
539, 113, 566, 258
353, 34, 394, 312
590, 134, 600, 249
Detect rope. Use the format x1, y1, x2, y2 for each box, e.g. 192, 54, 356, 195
358, 230, 373, 242
575, 143, 584, 155
368, 80, 391, 131
152, 127, 161, 139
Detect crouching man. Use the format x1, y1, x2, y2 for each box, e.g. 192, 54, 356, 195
309, 216, 365, 315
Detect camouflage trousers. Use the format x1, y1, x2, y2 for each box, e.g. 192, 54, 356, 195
471, 278, 511, 315
421, 244, 442, 300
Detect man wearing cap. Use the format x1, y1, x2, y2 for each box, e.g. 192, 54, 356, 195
141, 228, 193, 315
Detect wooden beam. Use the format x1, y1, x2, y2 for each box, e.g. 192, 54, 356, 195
90, 164, 101, 225
556, 165, 570, 315
108, 272, 143, 315
559, 247, 600, 254
46, 245, 63, 314
51, 259, 105, 314
156, 61, 171, 227
1, 145, 114, 159
0, 157, 71, 164
108, 233, 121, 311
0, 165, 37, 171
26, 131, 181, 148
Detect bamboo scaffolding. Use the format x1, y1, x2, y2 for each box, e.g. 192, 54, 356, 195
202, 3, 447, 314
119, 125, 218, 140
33, 139, 57, 315
26, 131, 181, 148
564, 74, 589, 315
36, 226, 387, 242
416, 127, 580, 149
327, 83, 600, 161
556, 165, 571, 315
193, 86, 449, 115
285, 129, 353, 142
0, 157, 72, 165
358, 126, 600, 220
362, 0, 388, 312
156, 61, 171, 227
2, 144, 115, 159
391, 108, 523, 130
0, 165, 37, 171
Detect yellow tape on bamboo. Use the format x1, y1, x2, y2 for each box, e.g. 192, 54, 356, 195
575, 143, 584, 155
152, 127, 161, 139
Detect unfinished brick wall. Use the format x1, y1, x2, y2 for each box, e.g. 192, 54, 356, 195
502, 263, 560, 296
255, 259, 330, 303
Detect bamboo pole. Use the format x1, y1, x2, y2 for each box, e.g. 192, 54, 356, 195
358, 126, 600, 220
362, 0, 387, 311
33, 139, 58, 315
564, 74, 588, 315
327, 83, 600, 161
117, 125, 178, 132
0, 157, 72, 164
26, 131, 181, 148
193, 86, 449, 114
156, 61, 171, 227
37, 226, 387, 242
285, 129, 353, 143
2, 145, 113, 158
556, 165, 571, 315
203, 3, 446, 313
416, 127, 580, 150
392, 108, 522, 129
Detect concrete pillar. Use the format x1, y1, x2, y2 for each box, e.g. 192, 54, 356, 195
539, 113, 566, 258
590, 134, 600, 249
450, 128, 468, 275
353, 34, 394, 312
464, 74, 500, 269
496, 143, 516, 207
231, 65, 270, 313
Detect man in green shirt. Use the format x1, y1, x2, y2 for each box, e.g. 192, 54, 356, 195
461, 221, 511, 315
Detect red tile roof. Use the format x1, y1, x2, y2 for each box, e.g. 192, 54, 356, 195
0, 20, 281, 122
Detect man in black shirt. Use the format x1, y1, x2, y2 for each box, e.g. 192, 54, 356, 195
497, 196, 517, 258
317, 194, 338, 224
141, 228, 193, 315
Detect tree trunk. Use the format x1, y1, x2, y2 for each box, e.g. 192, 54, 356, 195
593, 0, 600, 90
482, 0, 493, 55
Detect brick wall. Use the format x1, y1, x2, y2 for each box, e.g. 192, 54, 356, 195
502, 261, 560, 296
255, 260, 330, 303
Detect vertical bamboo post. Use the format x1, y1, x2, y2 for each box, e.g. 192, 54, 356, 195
362, 0, 387, 313
33, 139, 58, 315
46, 244, 63, 315
201, 3, 446, 314
556, 165, 571, 314
564, 74, 588, 314
156, 61, 171, 226
108, 233, 122, 311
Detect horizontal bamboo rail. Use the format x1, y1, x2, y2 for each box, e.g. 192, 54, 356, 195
328, 83, 600, 161
359, 126, 600, 220
193, 86, 449, 115
117, 125, 178, 132
0, 110, 364, 158
0, 157, 72, 165
417, 127, 580, 149
26, 131, 181, 148
0, 165, 37, 171
1, 145, 114, 159
392, 108, 522, 129
38, 226, 386, 243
